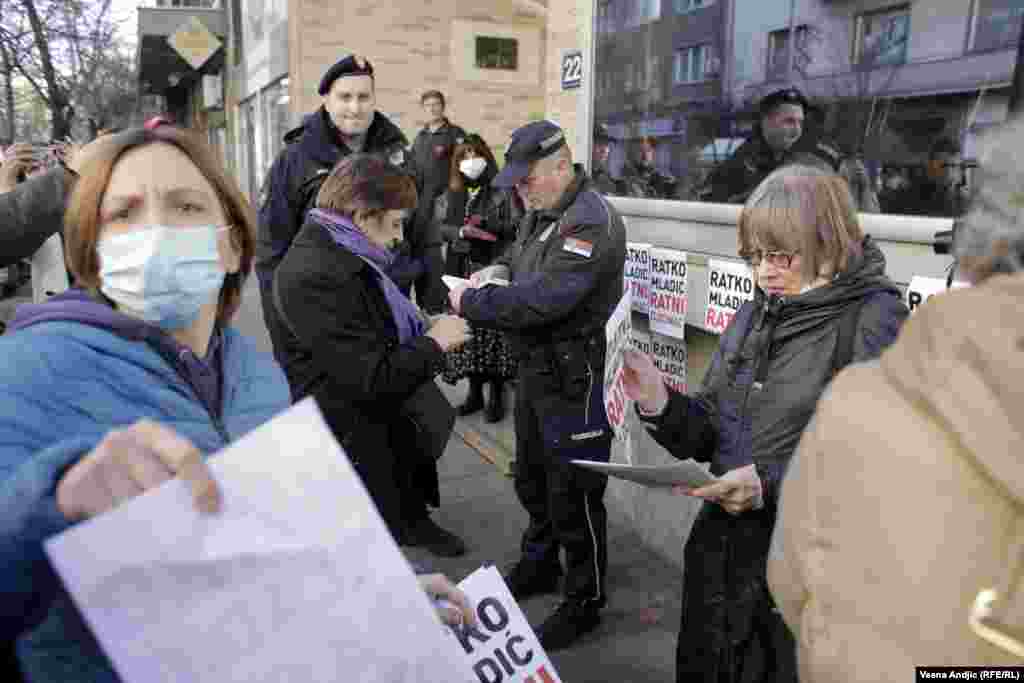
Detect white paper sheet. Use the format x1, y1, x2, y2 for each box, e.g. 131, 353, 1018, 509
447, 566, 563, 683
45, 399, 466, 683
570, 459, 716, 489
442, 275, 509, 290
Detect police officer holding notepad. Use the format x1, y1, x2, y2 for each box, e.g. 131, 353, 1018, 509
448, 120, 627, 651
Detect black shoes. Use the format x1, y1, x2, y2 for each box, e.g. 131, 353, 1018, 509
536, 600, 602, 652
484, 380, 505, 423
457, 379, 485, 417
401, 517, 468, 557
504, 561, 562, 601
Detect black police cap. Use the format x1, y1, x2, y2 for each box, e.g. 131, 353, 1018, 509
759, 87, 809, 117
493, 120, 567, 188
318, 54, 374, 96
594, 123, 612, 143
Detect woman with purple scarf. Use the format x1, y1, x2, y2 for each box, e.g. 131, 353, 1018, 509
274, 154, 471, 557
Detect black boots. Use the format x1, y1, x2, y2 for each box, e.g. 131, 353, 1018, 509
485, 379, 505, 423
457, 377, 485, 416
459, 377, 506, 422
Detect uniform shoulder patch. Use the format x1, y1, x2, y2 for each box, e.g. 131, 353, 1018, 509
563, 236, 593, 258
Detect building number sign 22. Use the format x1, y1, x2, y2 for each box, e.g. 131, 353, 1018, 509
562, 50, 583, 90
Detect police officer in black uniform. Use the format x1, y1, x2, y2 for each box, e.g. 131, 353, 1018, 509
700, 87, 843, 204
256, 55, 430, 369
411, 90, 467, 205
591, 123, 622, 195
448, 121, 627, 651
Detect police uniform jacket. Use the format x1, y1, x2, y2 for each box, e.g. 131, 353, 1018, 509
256, 106, 410, 273
459, 166, 627, 359
410, 119, 467, 201
701, 129, 841, 204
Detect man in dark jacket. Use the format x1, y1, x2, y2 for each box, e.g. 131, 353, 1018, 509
700, 87, 843, 204
449, 120, 627, 652
256, 55, 443, 367
591, 123, 622, 195
410, 90, 466, 204
620, 135, 678, 199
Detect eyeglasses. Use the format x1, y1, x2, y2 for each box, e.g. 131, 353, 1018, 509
744, 249, 799, 269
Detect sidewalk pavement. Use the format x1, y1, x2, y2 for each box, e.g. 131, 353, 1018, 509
404, 378, 682, 682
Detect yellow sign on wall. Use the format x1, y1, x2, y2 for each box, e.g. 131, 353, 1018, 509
167, 16, 222, 71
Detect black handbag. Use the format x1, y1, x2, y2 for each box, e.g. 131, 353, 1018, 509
401, 379, 456, 462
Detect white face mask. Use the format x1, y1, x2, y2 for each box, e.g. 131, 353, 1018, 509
459, 156, 487, 181
98, 225, 227, 330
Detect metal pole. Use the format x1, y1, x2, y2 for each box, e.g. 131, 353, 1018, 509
1009, 14, 1024, 115
785, 0, 798, 85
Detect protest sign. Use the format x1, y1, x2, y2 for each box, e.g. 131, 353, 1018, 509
651, 333, 687, 394
905, 276, 969, 313
46, 399, 466, 682
705, 259, 754, 334
624, 242, 652, 314
649, 248, 688, 339
629, 327, 651, 355
603, 290, 633, 442
449, 566, 563, 683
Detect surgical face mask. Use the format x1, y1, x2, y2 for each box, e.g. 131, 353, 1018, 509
98, 225, 227, 330
459, 156, 487, 180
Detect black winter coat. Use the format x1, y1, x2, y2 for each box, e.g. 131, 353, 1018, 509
641, 237, 908, 682
700, 130, 842, 205
273, 220, 446, 530
0, 167, 72, 268
438, 183, 524, 275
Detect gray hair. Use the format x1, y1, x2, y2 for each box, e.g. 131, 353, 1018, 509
739, 164, 864, 283
955, 116, 1024, 280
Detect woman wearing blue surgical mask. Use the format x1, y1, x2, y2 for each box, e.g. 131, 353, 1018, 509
0, 129, 475, 683
274, 153, 472, 558
0, 126, 290, 681
436, 134, 523, 422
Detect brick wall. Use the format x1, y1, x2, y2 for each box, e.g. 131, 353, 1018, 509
287, 0, 545, 155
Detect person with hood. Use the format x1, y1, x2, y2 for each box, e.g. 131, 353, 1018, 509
621, 165, 908, 682
274, 153, 471, 558
0, 127, 475, 682
768, 117, 1024, 679
255, 55, 443, 370
437, 134, 524, 422
700, 88, 844, 206
0, 125, 289, 680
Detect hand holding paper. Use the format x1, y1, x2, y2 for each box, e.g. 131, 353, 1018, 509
623, 349, 670, 416
57, 420, 220, 521
461, 225, 498, 242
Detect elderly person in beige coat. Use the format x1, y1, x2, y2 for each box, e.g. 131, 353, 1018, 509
769, 117, 1024, 680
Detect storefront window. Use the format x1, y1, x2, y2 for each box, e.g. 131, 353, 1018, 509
591, 0, 1022, 218
970, 0, 1024, 52
261, 77, 292, 183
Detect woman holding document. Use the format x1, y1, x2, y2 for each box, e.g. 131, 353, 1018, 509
622, 165, 908, 683
437, 134, 523, 422
0, 129, 472, 683
274, 153, 471, 558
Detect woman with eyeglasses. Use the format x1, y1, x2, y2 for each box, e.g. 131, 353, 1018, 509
622, 165, 908, 683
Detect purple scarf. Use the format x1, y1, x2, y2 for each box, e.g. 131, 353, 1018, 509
309, 209, 426, 344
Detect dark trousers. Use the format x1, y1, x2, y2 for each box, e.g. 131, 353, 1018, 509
513, 367, 610, 607
256, 266, 291, 370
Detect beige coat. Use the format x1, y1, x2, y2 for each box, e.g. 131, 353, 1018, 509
769, 273, 1024, 681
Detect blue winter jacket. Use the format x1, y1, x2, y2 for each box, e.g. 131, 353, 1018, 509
0, 288, 290, 682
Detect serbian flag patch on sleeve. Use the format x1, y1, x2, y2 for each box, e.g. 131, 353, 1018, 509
563, 237, 594, 258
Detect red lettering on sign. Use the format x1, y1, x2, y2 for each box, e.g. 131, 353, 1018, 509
525, 665, 557, 683
706, 307, 735, 333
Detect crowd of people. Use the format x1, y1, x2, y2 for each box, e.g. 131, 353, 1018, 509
0, 50, 1021, 683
